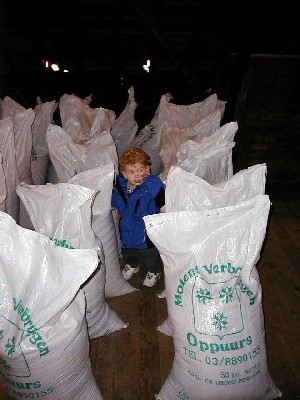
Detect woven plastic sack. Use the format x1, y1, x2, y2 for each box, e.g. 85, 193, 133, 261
59, 93, 116, 143
16, 182, 128, 337
68, 165, 136, 298
159, 109, 223, 180
157, 93, 225, 132
137, 93, 224, 176
0, 153, 7, 212
159, 163, 267, 336
110, 86, 138, 157
0, 96, 25, 119
31, 99, 58, 185
0, 117, 20, 222
0, 211, 103, 400
12, 108, 35, 230
144, 195, 282, 400
133, 93, 173, 175
195, 121, 238, 148
166, 163, 267, 212
176, 120, 237, 170
46, 123, 118, 182
133, 93, 172, 149
59, 93, 95, 133
178, 140, 235, 185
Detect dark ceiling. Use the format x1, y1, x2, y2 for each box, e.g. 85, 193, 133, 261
0, 0, 299, 121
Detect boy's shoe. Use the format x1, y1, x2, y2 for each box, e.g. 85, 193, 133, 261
122, 264, 139, 280
143, 272, 161, 287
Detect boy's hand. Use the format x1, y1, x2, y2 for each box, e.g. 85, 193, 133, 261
142, 171, 150, 180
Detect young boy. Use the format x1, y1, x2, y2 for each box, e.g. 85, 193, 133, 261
111, 147, 165, 287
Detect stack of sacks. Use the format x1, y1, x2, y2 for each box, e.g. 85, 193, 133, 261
0, 211, 103, 400
158, 163, 268, 335
46, 94, 117, 183
46, 120, 118, 179
31, 97, 58, 185
0, 96, 35, 230
159, 107, 223, 181
110, 86, 139, 157
156, 92, 225, 132
47, 93, 117, 177
59, 93, 116, 143
157, 93, 226, 178
144, 193, 282, 400
46, 110, 135, 297
134, 92, 226, 176
16, 181, 129, 338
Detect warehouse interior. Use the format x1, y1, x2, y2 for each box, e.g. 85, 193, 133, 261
0, 2, 300, 399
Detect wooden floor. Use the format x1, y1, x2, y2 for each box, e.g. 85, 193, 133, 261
1, 189, 300, 400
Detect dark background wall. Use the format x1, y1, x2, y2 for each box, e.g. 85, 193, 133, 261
234, 55, 300, 189
0, 0, 299, 189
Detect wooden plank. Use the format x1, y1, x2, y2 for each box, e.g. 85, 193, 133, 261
257, 203, 300, 397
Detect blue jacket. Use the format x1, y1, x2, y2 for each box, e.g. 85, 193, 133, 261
111, 174, 165, 249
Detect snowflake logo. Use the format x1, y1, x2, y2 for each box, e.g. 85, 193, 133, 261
5, 336, 16, 357
0, 356, 11, 370
177, 389, 189, 399
0, 330, 4, 339
212, 313, 228, 331
195, 288, 213, 304
219, 286, 233, 303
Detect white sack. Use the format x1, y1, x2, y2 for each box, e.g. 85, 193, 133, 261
16, 182, 127, 336
159, 163, 267, 336
46, 123, 118, 182
0, 211, 102, 400
178, 140, 235, 184
165, 163, 267, 212
0, 99, 35, 225
133, 93, 173, 175
110, 86, 138, 157
133, 93, 172, 149
0, 96, 25, 119
0, 153, 7, 212
195, 121, 238, 147
138, 92, 223, 176
157, 93, 225, 131
159, 109, 223, 180
0, 117, 20, 222
68, 165, 136, 298
13, 109, 35, 186
156, 93, 226, 177
144, 195, 282, 400
177, 119, 237, 166
31, 99, 58, 185
12, 108, 35, 230
59, 93, 96, 133
59, 93, 116, 142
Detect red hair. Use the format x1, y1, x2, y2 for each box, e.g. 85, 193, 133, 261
120, 147, 150, 170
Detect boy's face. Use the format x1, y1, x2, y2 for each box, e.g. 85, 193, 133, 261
122, 162, 150, 186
